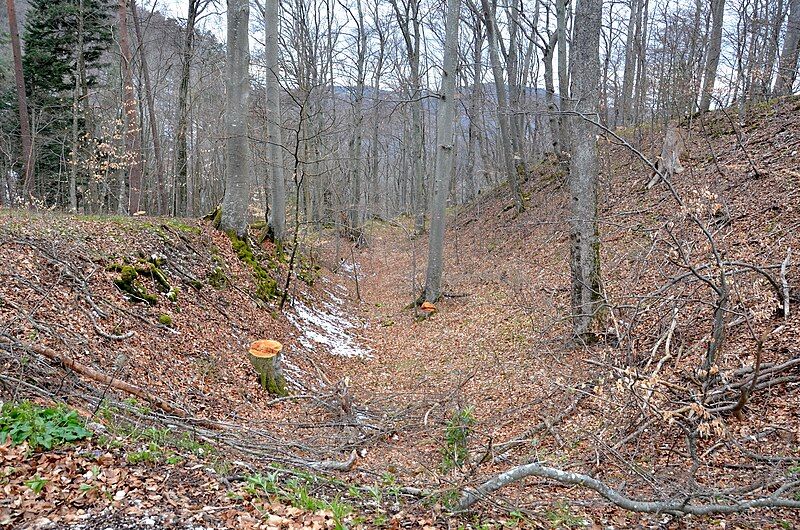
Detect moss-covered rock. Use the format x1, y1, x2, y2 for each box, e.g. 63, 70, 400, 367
158, 314, 173, 326
113, 265, 158, 305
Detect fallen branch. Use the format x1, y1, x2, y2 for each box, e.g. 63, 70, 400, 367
781, 248, 792, 321
456, 461, 800, 515
1, 337, 183, 417
306, 449, 358, 472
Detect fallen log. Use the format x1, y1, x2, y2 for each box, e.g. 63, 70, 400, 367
1, 337, 183, 417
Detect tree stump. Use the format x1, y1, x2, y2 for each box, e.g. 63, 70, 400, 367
248, 340, 288, 396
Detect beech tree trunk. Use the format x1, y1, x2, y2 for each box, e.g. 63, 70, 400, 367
480, 0, 524, 212
424, 0, 460, 303
175, 0, 200, 216
775, 0, 800, 95
118, 0, 144, 214
220, 0, 251, 238
568, 0, 603, 341
619, 0, 641, 125
264, 0, 286, 242
132, 0, 167, 214
699, 0, 726, 113
5, 0, 33, 201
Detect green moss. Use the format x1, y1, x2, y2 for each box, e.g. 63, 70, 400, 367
207, 266, 228, 289
297, 254, 320, 286
158, 314, 173, 327
229, 233, 278, 301
113, 265, 158, 305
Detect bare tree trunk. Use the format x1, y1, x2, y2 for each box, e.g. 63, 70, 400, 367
69, 0, 86, 214
465, 15, 485, 199
118, 0, 144, 214
480, 0, 524, 212
775, 0, 800, 95
619, 0, 641, 125
69, 75, 80, 213
699, 0, 726, 112
568, 0, 603, 341
175, 0, 200, 215
542, 28, 560, 154
347, 0, 367, 245
424, 0, 460, 303
760, 0, 785, 98
389, 0, 426, 234
220, 0, 251, 237
5, 0, 33, 201
556, 0, 570, 149
264, 0, 286, 241
132, 0, 166, 214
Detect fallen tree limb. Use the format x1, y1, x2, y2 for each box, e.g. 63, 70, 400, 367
0, 337, 183, 417
456, 461, 800, 514
306, 449, 358, 472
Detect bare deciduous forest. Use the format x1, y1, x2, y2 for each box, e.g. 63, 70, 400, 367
1, 0, 800, 527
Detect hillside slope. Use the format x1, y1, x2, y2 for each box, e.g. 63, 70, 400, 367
338, 96, 800, 527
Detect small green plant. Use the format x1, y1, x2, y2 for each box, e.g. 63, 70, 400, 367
126, 442, 163, 464
245, 471, 280, 496
328, 496, 353, 530
158, 314, 173, 326
24, 476, 48, 494
441, 405, 475, 471
0, 401, 91, 450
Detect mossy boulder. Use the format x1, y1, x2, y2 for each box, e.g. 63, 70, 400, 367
113, 265, 158, 305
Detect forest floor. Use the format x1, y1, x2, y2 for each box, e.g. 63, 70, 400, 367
3, 97, 800, 529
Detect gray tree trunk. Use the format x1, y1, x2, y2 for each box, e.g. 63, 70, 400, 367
424, 0, 460, 303
264, 0, 286, 242
132, 0, 166, 215
118, 0, 144, 215
347, 0, 367, 245
465, 15, 484, 199
619, 0, 641, 125
175, 0, 200, 215
699, 0, 726, 112
480, 0, 524, 212
775, 0, 800, 95
220, 0, 251, 238
568, 0, 603, 341
556, 0, 570, 146
5, 0, 33, 201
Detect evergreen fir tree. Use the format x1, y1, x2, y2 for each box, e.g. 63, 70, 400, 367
21, 0, 113, 204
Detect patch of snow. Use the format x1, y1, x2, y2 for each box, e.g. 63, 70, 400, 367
286, 296, 372, 360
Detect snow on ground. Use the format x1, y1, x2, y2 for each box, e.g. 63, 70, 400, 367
286, 288, 372, 360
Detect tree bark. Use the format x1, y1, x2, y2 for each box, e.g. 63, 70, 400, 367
424, 0, 460, 303
118, 0, 144, 215
5, 0, 33, 201
264, 0, 286, 242
220, 0, 251, 238
480, 0, 524, 212
775, 0, 800, 95
619, 0, 641, 125
556, 0, 570, 143
568, 0, 603, 341
132, 0, 167, 214
389, 0, 426, 234
347, 0, 367, 245
699, 0, 726, 112
175, 0, 200, 216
